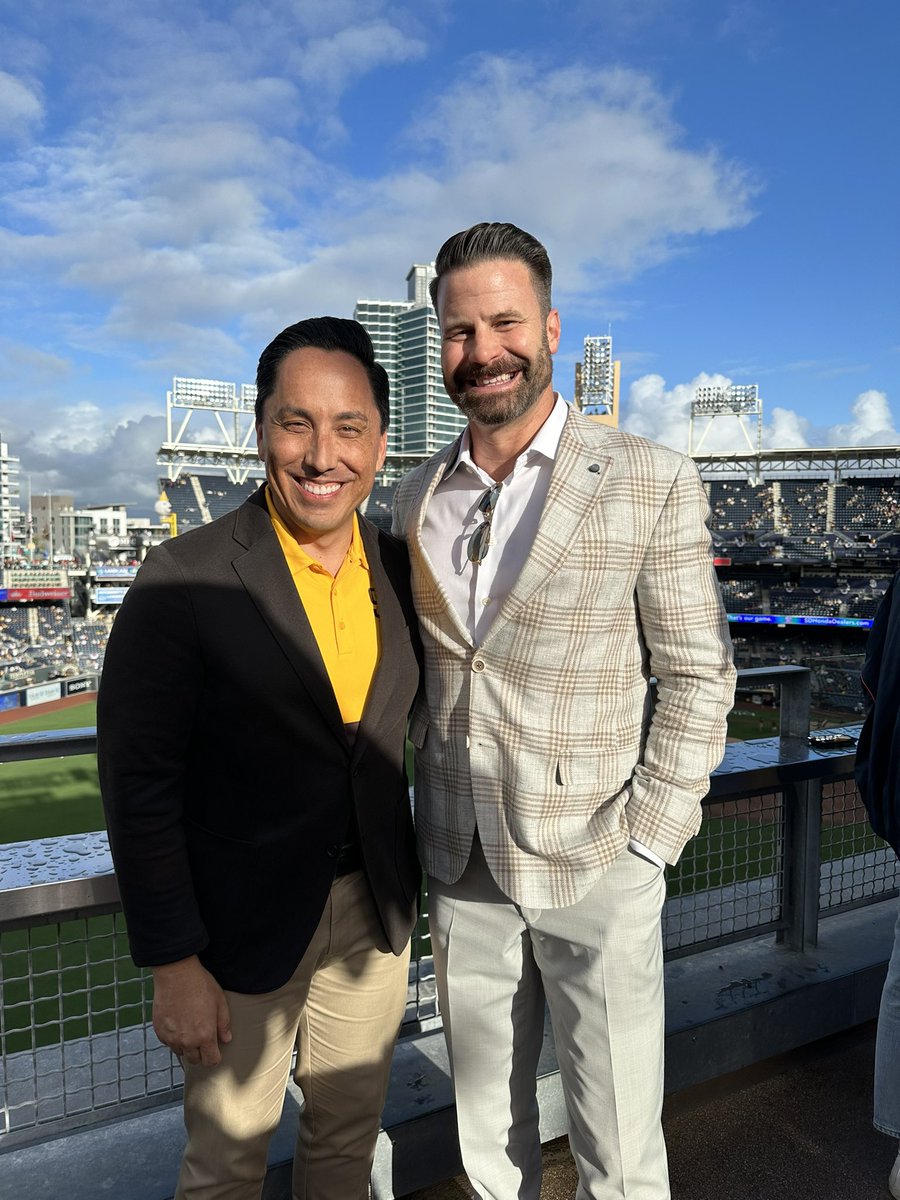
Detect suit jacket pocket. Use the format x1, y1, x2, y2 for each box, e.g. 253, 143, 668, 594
552, 750, 630, 820
555, 747, 619, 788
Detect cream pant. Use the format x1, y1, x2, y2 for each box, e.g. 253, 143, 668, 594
175, 871, 411, 1200
430, 839, 669, 1200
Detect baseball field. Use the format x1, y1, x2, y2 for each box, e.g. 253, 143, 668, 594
0, 695, 101, 844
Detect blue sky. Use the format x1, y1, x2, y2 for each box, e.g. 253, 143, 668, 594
1, 0, 898, 510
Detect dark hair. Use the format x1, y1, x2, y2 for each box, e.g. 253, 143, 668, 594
255, 316, 390, 432
429, 222, 553, 316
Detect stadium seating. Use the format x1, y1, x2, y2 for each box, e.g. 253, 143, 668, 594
768, 586, 842, 618
199, 478, 260, 521
718, 581, 764, 614
779, 479, 829, 535
160, 477, 204, 532
0, 606, 113, 683
361, 483, 395, 531
159, 476, 261, 531
707, 480, 775, 533
833, 478, 900, 532
2, 465, 894, 714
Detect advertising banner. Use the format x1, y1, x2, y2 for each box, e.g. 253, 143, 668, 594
0, 691, 21, 712
26, 681, 62, 706
65, 677, 97, 697
93, 587, 129, 605
96, 566, 138, 580
6, 588, 71, 602
727, 612, 873, 630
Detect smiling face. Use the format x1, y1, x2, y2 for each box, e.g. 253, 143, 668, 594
255, 346, 387, 558
435, 258, 560, 431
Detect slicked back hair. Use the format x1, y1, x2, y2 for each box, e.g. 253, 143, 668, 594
429, 222, 553, 318
255, 316, 390, 433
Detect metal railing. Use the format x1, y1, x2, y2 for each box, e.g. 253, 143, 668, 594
1, 667, 897, 1151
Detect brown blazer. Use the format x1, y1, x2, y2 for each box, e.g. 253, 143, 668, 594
99, 488, 421, 993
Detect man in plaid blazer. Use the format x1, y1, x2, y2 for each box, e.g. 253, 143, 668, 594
393, 223, 736, 1200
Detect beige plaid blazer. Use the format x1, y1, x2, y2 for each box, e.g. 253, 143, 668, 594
393, 407, 736, 908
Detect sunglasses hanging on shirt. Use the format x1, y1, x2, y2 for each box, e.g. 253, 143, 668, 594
467, 483, 502, 566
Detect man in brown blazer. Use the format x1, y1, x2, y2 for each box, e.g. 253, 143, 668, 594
393, 224, 736, 1199
100, 317, 421, 1200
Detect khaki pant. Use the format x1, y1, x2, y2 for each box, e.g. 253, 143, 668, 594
175, 871, 411, 1200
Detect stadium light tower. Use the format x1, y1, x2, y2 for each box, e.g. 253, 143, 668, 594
576, 335, 620, 427
689, 384, 762, 461
157, 378, 263, 484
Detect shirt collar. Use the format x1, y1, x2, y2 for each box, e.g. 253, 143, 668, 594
265, 486, 365, 574
446, 393, 570, 480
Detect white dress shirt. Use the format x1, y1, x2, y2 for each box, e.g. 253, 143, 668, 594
420, 394, 665, 870
421, 393, 567, 644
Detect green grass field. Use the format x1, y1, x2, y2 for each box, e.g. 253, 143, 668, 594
726, 707, 780, 740
0, 699, 97, 735
0, 697, 148, 1055
0, 699, 101, 843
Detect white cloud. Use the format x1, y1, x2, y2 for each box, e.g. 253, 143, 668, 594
27, 400, 110, 456
402, 59, 758, 285
0, 339, 72, 384
622, 374, 899, 456
0, 37, 760, 363
15, 412, 167, 510
623, 371, 748, 453
291, 20, 428, 138
827, 389, 897, 447
766, 406, 810, 448
229, 58, 762, 343
0, 5, 763, 506
0, 70, 43, 140
717, 2, 778, 61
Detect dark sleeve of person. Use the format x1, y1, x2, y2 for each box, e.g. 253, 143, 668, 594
98, 543, 209, 966
855, 572, 900, 853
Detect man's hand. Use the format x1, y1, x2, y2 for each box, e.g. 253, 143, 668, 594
151, 956, 232, 1067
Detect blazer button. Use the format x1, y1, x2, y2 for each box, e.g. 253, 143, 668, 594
472, 658, 486, 672
326, 844, 340, 858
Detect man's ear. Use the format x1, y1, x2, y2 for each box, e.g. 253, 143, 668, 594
546, 308, 561, 354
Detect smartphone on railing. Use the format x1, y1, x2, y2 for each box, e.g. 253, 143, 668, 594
807, 732, 857, 748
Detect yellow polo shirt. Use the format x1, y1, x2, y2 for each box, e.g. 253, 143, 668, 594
266, 492, 379, 724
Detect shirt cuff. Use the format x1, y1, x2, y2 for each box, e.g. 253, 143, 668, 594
628, 838, 666, 869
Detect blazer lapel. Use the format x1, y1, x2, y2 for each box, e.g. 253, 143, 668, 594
353, 518, 412, 762
483, 413, 614, 644
231, 492, 348, 748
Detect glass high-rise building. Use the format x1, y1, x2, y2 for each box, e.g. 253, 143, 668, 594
0, 437, 21, 558
355, 264, 466, 475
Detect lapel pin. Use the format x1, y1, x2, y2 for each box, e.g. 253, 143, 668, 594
588, 463, 601, 473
